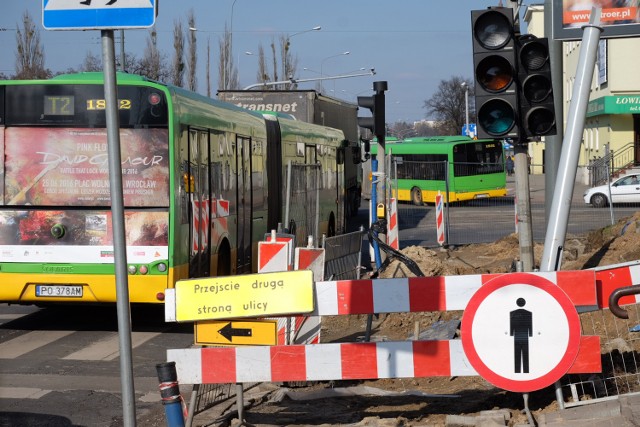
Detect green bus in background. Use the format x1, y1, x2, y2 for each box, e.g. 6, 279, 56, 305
365, 136, 507, 205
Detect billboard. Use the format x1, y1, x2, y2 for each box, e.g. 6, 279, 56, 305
553, 1, 640, 40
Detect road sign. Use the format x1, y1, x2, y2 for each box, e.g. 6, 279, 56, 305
43, 0, 156, 30
173, 270, 313, 322
461, 273, 582, 392
195, 320, 277, 346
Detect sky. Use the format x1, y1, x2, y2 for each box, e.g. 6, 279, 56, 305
1, 0, 532, 124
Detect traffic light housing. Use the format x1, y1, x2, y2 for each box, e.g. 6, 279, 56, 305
471, 8, 519, 139
358, 81, 387, 141
517, 36, 557, 137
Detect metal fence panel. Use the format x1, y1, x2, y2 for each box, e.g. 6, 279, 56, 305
323, 228, 364, 280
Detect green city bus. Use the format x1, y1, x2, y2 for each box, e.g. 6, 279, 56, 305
369, 136, 507, 204
0, 72, 346, 305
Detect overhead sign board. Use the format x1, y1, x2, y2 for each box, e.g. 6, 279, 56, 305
195, 320, 278, 346
461, 273, 582, 393
553, 1, 640, 41
43, 0, 156, 30
173, 270, 314, 322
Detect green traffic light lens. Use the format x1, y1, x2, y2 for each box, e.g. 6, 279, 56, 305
474, 11, 512, 50
476, 56, 514, 92
522, 75, 552, 103
478, 99, 516, 136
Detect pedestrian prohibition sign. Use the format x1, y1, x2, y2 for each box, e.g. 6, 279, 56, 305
461, 273, 582, 392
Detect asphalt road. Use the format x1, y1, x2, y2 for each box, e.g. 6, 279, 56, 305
0, 304, 192, 426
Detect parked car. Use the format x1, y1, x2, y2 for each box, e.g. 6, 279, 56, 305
583, 173, 640, 207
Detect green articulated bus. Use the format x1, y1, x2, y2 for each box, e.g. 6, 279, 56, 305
371, 136, 507, 205
0, 72, 347, 305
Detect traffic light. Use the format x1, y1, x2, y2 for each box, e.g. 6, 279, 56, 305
471, 8, 519, 139
517, 35, 557, 137
358, 81, 387, 140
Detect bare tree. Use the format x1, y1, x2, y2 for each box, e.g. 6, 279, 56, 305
171, 19, 185, 87
423, 76, 474, 136
81, 51, 102, 72
206, 37, 211, 96
255, 44, 270, 89
186, 10, 197, 91
15, 11, 49, 79
217, 24, 239, 91
280, 35, 298, 90
139, 29, 168, 81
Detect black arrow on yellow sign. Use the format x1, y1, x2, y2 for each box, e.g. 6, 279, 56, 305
218, 322, 253, 342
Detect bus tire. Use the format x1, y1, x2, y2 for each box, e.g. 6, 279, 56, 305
411, 187, 423, 206
216, 239, 231, 276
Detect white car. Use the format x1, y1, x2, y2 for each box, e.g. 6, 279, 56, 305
583, 173, 640, 207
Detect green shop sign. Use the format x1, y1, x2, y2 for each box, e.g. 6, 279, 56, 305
587, 95, 640, 117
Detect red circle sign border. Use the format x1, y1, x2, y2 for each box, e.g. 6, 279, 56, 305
461, 273, 581, 393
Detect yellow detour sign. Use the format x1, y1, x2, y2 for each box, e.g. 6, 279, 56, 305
195, 320, 277, 346
174, 270, 313, 322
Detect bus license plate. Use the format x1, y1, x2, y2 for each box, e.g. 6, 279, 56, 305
36, 285, 83, 298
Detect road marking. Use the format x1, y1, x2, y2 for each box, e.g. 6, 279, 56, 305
63, 331, 160, 361
0, 330, 74, 359
0, 387, 51, 399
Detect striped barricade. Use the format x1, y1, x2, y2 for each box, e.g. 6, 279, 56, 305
168, 270, 606, 392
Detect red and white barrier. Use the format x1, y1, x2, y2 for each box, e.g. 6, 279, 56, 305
387, 198, 399, 250
435, 191, 445, 245
311, 270, 597, 315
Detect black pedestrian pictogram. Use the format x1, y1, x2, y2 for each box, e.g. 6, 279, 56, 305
510, 297, 532, 373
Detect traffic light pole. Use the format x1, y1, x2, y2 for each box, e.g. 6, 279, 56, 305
514, 144, 534, 271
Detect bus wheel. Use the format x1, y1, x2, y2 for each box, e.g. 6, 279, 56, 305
411, 187, 423, 206
217, 240, 231, 276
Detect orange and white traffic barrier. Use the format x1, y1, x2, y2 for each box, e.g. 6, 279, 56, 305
258, 231, 291, 273
387, 198, 399, 250
435, 191, 445, 246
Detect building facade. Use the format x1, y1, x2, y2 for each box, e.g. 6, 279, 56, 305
523, 5, 640, 183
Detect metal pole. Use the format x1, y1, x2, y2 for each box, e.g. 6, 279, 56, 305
119, 30, 125, 72
444, 160, 450, 246
540, 9, 602, 273
543, 0, 565, 222
538, 9, 603, 410
514, 145, 534, 271
101, 30, 136, 426
463, 83, 470, 137
243, 69, 376, 90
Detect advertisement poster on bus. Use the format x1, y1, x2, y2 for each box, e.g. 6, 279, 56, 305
553, 0, 640, 40
0, 127, 170, 263
3, 127, 169, 207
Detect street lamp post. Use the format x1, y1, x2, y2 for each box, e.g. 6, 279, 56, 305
320, 51, 350, 91
461, 82, 470, 137
283, 26, 321, 89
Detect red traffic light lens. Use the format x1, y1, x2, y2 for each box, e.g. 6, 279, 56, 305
478, 99, 516, 136
474, 11, 512, 50
476, 56, 514, 92
520, 41, 549, 71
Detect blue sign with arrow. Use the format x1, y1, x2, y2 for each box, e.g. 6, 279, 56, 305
43, 0, 156, 30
